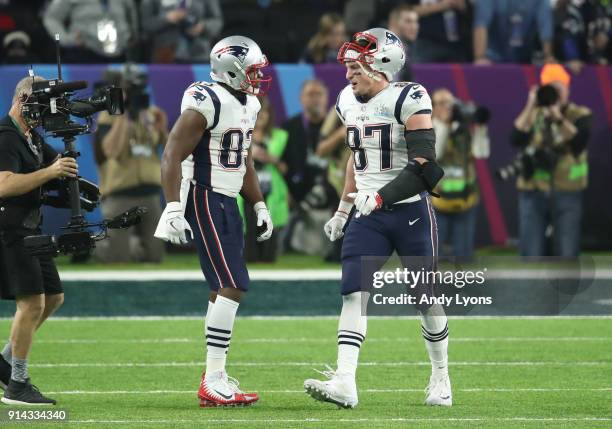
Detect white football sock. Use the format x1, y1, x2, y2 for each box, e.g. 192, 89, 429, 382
336, 292, 368, 378
205, 295, 238, 378
204, 300, 214, 330
420, 304, 449, 377
203, 300, 214, 364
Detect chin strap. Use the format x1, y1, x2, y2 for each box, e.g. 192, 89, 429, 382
357, 60, 382, 82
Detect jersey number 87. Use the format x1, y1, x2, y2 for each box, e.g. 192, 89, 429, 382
346, 124, 392, 172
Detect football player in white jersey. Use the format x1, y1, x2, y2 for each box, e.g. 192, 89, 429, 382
155, 36, 273, 407
304, 28, 452, 408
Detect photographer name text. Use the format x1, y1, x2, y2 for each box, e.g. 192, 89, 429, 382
372, 293, 492, 306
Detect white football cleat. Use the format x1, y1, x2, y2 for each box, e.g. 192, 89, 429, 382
304, 365, 358, 409
198, 370, 259, 407
424, 373, 452, 406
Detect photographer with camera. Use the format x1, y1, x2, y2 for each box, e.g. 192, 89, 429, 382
511, 64, 592, 258
430, 88, 490, 261
93, 66, 167, 263
0, 76, 77, 405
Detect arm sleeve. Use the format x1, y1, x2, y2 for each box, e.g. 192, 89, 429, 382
180, 84, 219, 129
473, 0, 493, 28
0, 138, 21, 173
43, 0, 78, 46
398, 84, 433, 124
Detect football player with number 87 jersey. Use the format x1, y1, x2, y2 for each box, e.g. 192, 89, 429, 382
304, 28, 452, 408
155, 35, 273, 407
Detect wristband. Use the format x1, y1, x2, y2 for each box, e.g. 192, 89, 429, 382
166, 201, 182, 213
254, 201, 267, 213
337, 199, 353, 216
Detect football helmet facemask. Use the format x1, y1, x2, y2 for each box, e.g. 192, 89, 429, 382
337, 28, 405, 82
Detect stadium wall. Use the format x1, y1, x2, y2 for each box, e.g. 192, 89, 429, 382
0, 64, 610, 248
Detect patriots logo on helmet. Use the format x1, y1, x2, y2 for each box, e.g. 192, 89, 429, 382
215, 45, 250, 62
385, 31, 401, 46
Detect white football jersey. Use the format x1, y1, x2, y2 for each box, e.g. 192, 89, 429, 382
180, 81, 261, 198
336, 82, 433, 204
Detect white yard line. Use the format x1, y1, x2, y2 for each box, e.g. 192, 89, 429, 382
57, 268, 612, 282
45, 388, 612, 395
2, 315, 611, 321
63, 417, 612, 424
33, 336, 612, 344
29, 361, 611, 368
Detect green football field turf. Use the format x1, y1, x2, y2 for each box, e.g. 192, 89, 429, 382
0, 317, 610, 428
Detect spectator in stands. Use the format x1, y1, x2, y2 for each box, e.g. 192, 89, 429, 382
43, 0, 136, 63
344, 0, 376, 35
430, 88, 490, 261
239, 97, 289, 262
554, 0, 611, 73
473, 0, 556, 64
93, 67, 167, 263
301, 13, 348, 64
282, 79, 330, 205
388, 4, 419, 81
511, 64, 592, 258
408, 0, 473, 63
140, 0, 223, 63
282, 80, 338, 254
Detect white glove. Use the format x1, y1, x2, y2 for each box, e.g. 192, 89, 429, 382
254, 201, 273, 242
324, 200, 353, 241
155, 201, 193, 245
348, 191, 383, 217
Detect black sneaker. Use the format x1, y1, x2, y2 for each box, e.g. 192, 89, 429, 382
0, 355, 10, 390
1, 379, 56, 405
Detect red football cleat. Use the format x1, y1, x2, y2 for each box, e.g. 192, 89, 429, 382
198, 371, 259, 407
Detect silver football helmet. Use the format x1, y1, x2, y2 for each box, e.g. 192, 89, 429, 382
210, 35, 271, 95
337, 28, 405, 81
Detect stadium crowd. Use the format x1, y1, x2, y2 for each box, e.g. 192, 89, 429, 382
0, 0, 610, 66
0, 0, 602, 262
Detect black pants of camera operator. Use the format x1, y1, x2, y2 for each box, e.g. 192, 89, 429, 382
0, 232, 64, 377
94, 192, 164, 263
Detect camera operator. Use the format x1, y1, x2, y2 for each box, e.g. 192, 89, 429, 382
430, 88, 490, 261
93, 67, 167, 263
0, 76, 77, 405
511, 64, 592, 258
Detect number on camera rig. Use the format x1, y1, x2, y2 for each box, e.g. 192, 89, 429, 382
20, 34, 146, 257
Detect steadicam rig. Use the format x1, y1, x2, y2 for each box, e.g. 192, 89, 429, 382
22, 34, 144, 257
